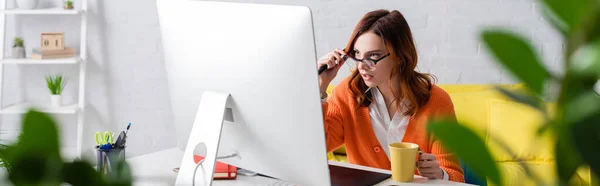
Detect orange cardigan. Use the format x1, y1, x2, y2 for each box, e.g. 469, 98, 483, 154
322, 77, 465, 182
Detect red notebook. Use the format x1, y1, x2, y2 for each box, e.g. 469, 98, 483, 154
193, 155, 237, 180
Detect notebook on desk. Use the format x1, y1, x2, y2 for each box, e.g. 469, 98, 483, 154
328, 164, 391, 186
259, 164, 391, 186
192, 155, 237, 179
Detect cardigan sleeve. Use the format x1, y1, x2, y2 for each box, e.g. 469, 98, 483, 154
322, 88, 345, 153
432, 134, 465, 182
429, 86, 465, 182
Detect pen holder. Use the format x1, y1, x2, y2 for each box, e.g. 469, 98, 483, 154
96, 146, 126, 175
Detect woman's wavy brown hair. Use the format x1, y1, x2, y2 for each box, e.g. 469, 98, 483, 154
344, 9, 435, 116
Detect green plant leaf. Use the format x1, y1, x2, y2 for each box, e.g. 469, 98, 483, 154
494, 86, 544, 110
427, 119, 502, 186
5, 109, 63, 185
557, 45, 600, 107
555, 128, 584, 186
566, 2, 600, 58
570, 40, 600, 79
571, 111, 600, 181
7, 152, 62, 186
541, 0, 594, 33
0, 144, 12, 173
482, 30, 550, 95
19, 109, 61, 158
12, 37, 24, 48
565, 89, 600, 181
565, 91, 600, 126
536, 122, 552, 137
0, 109, 133, 185
62, 160, 107, 186
104, 160, 133, 186
45, 75, 66, 95
556, 72, 596, 107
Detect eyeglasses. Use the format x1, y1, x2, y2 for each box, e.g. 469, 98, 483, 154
343, 52, 390, 71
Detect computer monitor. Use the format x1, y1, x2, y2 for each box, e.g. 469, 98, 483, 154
157, 0, 331, 185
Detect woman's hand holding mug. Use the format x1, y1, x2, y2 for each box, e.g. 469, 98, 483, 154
417, 152, 444, 180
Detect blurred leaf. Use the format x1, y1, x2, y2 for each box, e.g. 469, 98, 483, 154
494, 86, 544, 110
571, 111, 600, 181
566, 2, 600, 57
569, 40, 600, 79
555, 128, 584, 186
482, 30, 550, 95
62, 160, 107, 186
539, 4, 569, 36
590, 13, 600, 45
541, 0, 593, 33
0, 109, 133, 185
536, 122, 555, 137
104, 160, 133, 186
567, 89, 600, 181
8, 152, 61, 186
427, 119, 502, 186
556, 72, 598, 107
537, 125, 548, 136
565, 91, 600, 126
19, 109, 61, 157
4, 109, 63, 185
0, 144, 12, 173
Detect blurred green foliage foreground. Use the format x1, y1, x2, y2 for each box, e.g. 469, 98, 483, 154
427, 0, 600, 186
0, 0, 599, 185
0, 110, 133, 186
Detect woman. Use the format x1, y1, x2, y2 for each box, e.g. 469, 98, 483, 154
318, 9, 464, 182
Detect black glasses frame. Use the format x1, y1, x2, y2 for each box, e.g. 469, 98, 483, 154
344, 53, 391, 66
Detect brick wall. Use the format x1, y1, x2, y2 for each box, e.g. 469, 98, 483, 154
211, 0, 564, 85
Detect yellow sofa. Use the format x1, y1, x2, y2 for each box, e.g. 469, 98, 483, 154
325, 83, 595, 186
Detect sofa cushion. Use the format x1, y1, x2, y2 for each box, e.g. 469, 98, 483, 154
439, 84, 524, 94
486, 99, 592, 185
439, 84, 524, 139
493, 162, 587, 186
487, 99, 554, 162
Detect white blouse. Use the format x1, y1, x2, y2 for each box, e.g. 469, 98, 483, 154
368, 87, 448, 180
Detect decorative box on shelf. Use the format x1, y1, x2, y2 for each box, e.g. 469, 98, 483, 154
41, 32, 65, 50
31, 47, 75, 59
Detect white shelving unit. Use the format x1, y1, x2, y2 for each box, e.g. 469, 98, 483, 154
0, 1, 87, 159
1, 56, 82, 64
0, 8, 82, 15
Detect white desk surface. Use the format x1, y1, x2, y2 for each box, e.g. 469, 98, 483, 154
127, 147, 474, 186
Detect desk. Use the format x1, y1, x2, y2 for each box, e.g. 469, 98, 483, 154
127, 148, 474, 186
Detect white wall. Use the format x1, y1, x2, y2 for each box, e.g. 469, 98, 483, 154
207, 0, 564, 85
1, 0, 175, 159
0, 0, 563, 158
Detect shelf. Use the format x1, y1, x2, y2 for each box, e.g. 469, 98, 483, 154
0, 102, 79, 114
0, 8, 81, 15
1, 57, 81, 64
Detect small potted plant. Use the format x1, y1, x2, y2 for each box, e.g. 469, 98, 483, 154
64, 0, 73, 9
45, 75, 66, 107
12, 37, 25, 59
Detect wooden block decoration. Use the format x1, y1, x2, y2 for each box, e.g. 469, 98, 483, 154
40, 32, 65, 50
31, 47, 75, 59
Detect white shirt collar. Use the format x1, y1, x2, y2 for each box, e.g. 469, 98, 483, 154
368, 87, 410, 159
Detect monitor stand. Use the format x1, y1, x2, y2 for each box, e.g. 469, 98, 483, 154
175, 91, 236, 186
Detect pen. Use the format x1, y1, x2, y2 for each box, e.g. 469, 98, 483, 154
125, 122, 131, 135
317, 51, 348, 75
122, 122, 130, 148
